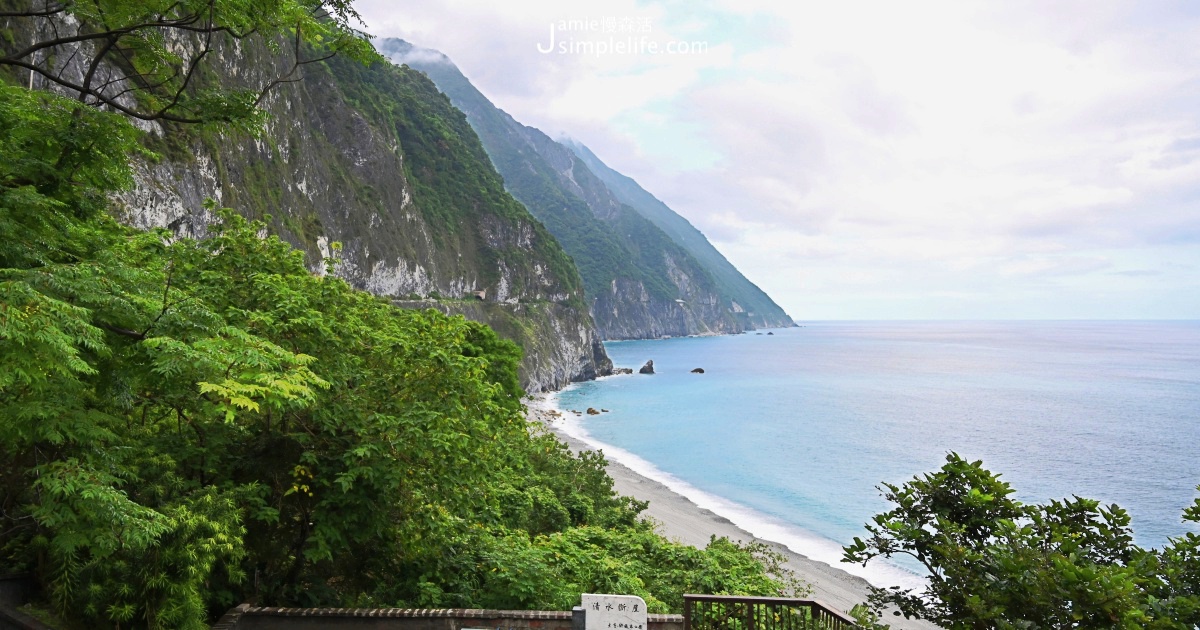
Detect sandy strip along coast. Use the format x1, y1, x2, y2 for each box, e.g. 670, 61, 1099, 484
526, 396, 939, 630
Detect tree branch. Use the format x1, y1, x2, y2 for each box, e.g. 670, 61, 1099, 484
252, 26, 337, 107
0, 3, 67, 18
79, 35, 119, 100
98, 322, 147, 340
139, 260, 175, 338
4, 0, 365, 124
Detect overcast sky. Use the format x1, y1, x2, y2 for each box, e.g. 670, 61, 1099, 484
355, 0, 1200, 320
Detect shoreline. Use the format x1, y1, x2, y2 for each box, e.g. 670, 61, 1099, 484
526, 394, 938, 630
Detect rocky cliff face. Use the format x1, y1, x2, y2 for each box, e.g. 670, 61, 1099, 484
381, 39, 791, 339
9, 20, 611, 391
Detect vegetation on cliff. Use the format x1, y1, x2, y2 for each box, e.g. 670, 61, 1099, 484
389, 40, 688, 304
0, 6, 799, 629
382, 39, 769, 339
324, 52, 584, 303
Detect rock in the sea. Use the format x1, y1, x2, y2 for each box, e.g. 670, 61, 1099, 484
601, 408, 609, 413
613, 367, 634, 375
691, 368, 705, 374
639, 360, 655, 374
586, 407, 601, 415
767, 332, 774, 335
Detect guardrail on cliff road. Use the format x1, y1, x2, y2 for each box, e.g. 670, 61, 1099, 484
682, 595, 857, 630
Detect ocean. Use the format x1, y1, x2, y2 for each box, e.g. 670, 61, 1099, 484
553, 321, 1200, 589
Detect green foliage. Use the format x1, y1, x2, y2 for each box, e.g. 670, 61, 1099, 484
844, 453, 1200, 629
0, 85, 140, 268
34, 470, 246, 630
382, 522, 805, 614
0, 81, 798, 627
2, 0, 375, 126
849, 604, 890, 630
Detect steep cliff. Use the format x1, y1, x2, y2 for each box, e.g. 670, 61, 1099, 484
564, 141, 794, 329
7, 19, 611, 391
381, 39, 793, 337
381, 39, 762, 340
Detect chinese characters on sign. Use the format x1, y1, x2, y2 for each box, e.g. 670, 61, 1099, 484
581, 594, 648, 630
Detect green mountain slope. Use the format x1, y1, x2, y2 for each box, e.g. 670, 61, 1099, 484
564, 140, 794, 328
380, 39, 777, 339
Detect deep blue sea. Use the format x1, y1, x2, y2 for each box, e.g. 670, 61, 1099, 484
554, 321, 1200, 588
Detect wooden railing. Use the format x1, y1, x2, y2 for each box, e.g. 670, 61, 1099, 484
683, 595, 857, 630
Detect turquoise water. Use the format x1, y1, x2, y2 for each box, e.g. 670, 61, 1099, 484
555, 321, 1200, 587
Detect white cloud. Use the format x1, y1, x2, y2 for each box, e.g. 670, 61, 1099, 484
382, 46, 451, 68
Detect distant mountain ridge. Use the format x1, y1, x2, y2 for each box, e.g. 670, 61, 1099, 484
379, 38, 793, 338
563, 140, 793, 329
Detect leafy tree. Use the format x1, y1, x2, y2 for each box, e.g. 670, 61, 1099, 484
0, 79, 327, 626
1, 0, 373, 125
1151, 499, 1200, 623
843, 453, 1200, 629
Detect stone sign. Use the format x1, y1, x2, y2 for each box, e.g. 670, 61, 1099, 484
581, 594, 648, 630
